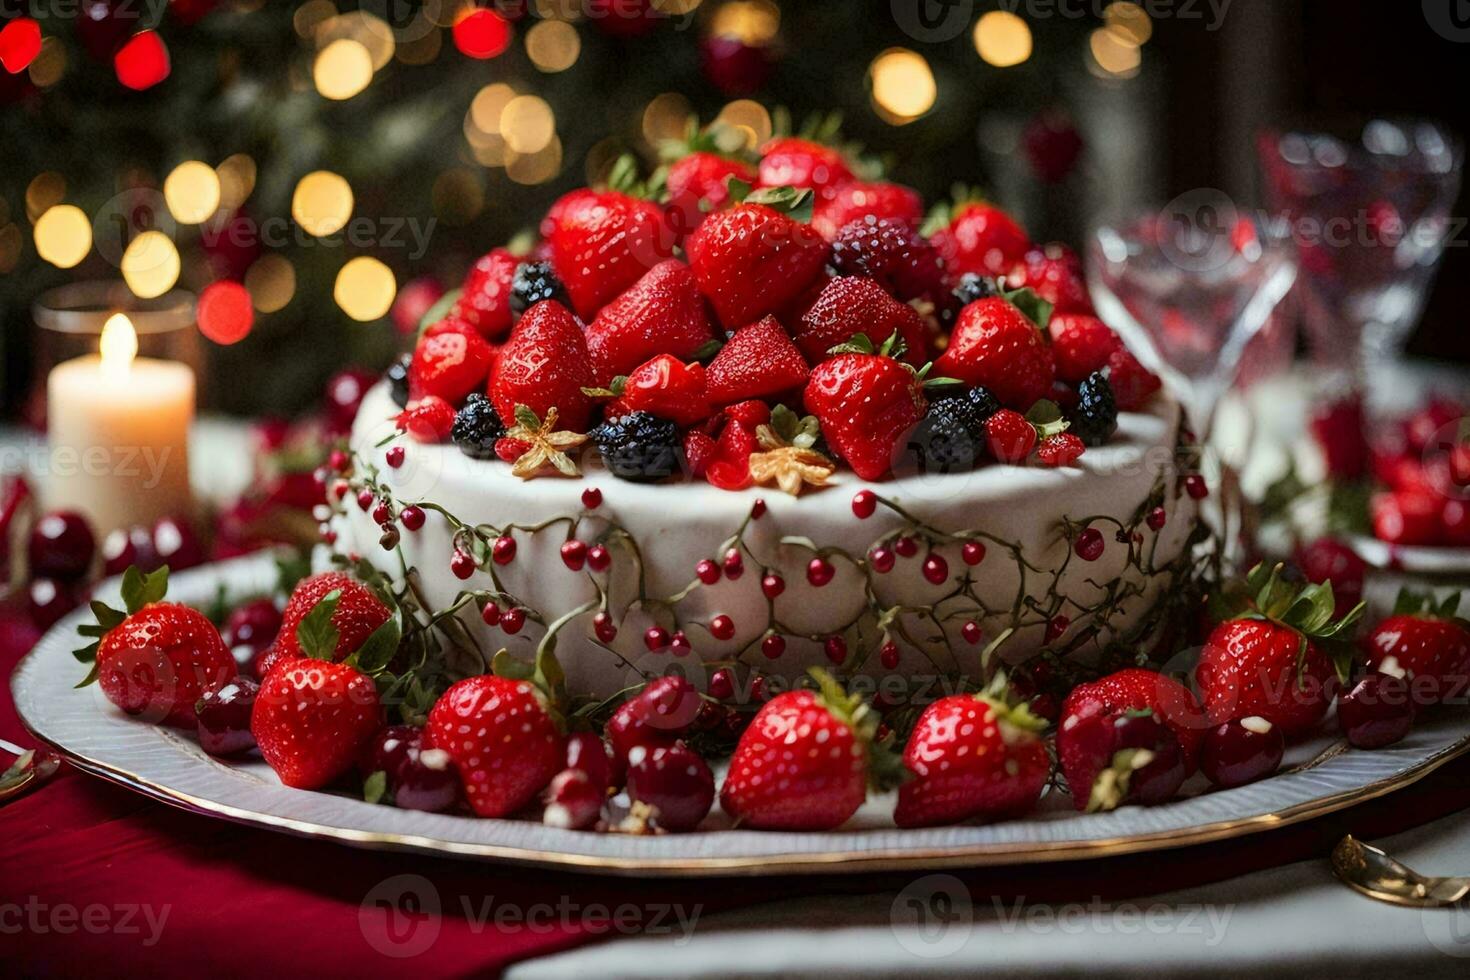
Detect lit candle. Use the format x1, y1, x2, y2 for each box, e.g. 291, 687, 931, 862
46, 313, 195, 537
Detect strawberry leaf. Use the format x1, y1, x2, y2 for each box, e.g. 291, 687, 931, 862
828, 333, 876, 356
88, 600, 127, 632
605, 154, 643, 195
1000, 286, 1054, 332
581, 375, 628, 400
724, 176, 752, 205
514, 403, 542, 431
73, 661, 99, 689
691, 338, 723, 361
363, 770, 388, 805
120, 565, 169, 615
743, 186, 815, 224
417, 288, 462, 335
349, 614, 403, 676
296, 589, 342, 661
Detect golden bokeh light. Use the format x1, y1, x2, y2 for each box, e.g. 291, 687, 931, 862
1088, 27, 1142, 78
526, 19, 580, 72
293, 0, 336, 38
709, 0, 779, 43
335, 256, 397, 321
216, 153, 257, 210
29, 36, 66, 87
1105, 2, 1153, 45
870, 48, 937, 123
714, 99, 771, 151
33, 204, 91, 269
163, 161, 222, 225
291, 170, 354, 237
26, 172, 65, 223
500, 95, 556, 154
506, 136, 564, 185
317, 11, 396, 70
973, 10, 1032, 68
244, 254, 297, 313
314, 38, 374, 101
642, 92, 693, 146
121, 231, 181, 299
470, 82, 517, 135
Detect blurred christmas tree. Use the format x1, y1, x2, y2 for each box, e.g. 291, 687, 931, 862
1, 0, 1152, 417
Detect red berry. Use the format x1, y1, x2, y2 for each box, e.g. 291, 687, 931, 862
710, 614, 736, 641
1185, 474, 1208, 499
356, 489, 374, 511
492, 535, 517, 565
880, 641, 900, 669
1146, 507, 1167, 531
196, 676, 259, 757
385, 446, 405, 469
561, 539, 587, 571
852, 490, 878, 519
372, 501, 392, 525
626, 742, 715, 833
593, 612, 617, 643
27, 511, 96, 581
985, 409, 1038, 463
962, 541, 986, 566
1338, 674, 1415, 749
722, 547, 744, 579
761, 573, 785, 599
670, 630, 692, 657
870, 546, 895, 573
961, 621, 982, 645
1037, 432, 1086, 467
481, 602, 501, 626
709, 669, 735, 699
695, 559, 721, 585
1045, 615, 1070, 643
543, 769, 603, 831
644, 626, 670, 652
824, 635, 848, 665
1074, 527, 1105, 562
501, 608, 526, 635
495, 437, 530, 463
399, 505, 426, 531
762, 633, 786, 659
807, 557, 835, 587
895, 536, 919, 558
587, 545, 611, 571
396, 396, 457, 443
1200, 716, 1284, 788
581, 487, 603, 509
922, 554, 949, 585
751, 499, 767, 519
450, 550, 475, 580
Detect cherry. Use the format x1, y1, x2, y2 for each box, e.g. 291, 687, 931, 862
1338, 673, 1415, 749
153, 515, 206, 570
251, 644, 292, 680
761, 573, 785, 599
1111, 712, 1187, 805
1293, 537, 1367, 610
1201, 716, 1284, 788
636, 675, 703, 733
581, 487, 603, 510
605, 701, 676, 786
27, 577, 84, 630
224, 598, 281, 656
564, 731, 615, 794
824, 635, 848, 665
869, 546, 895, 573
708, 668, 734, 699
195, 676, 259, 757
851, 489, 877, 519
359, 724, 423, 780
695, 559, 721, 584
394, 747, 460, 812
761, 633, 786, 659
28, 511, 96, 581
644, 626, 670, 651
709, 614, 735, 640
626, 742, 715, 832
543, 768, 603, 829
1074, 527, 1105, 562
102, 525, 161, 576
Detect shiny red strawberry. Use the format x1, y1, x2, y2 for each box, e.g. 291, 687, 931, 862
705, 315, 811, 405
894, 692, 1049, 828
757, 136, 854, 199
546, 188, 676, 318
1104, 346, 1161, 411
273, 572, 392, 664
409, 326, 495, 404
1060, 667, 1205, 771
1363, 592, 1470, 704
396, 396, 457, 443
252, 660, 382, 789
1048, 312, 1121, 386
604, 354, 711, 427
584, 260, 716, 383
686, 198, 830, 329
828, 216, 944, 302
706, 416, 759, 490
984, 408, 1038, 463
1006, 244, 1094, 315
804, 349, 926, 480
721, 669, 893, 830
664, 150, 757, 240
490, 300, 595, 432
927, 198, 1031, 278
1196, 563, 1364, 738
935, 294, 1055, 410
794, 277, 926, 366
77, 568, 235, 728
812, 180, 923, 241
426, 661, 566, 818
453, 247, 518, 340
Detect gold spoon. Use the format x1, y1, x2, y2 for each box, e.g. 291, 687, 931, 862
1332, 835, 1470, 908
0, 737, 61, 805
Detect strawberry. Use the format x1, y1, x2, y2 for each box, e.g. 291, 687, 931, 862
546, 185, 676, 319
453, 247, 519, 340
396, 396, 457, 443
795, 277, 928, 367
490, 300, 596, 432
894, 690, 1050, 828
1057, 702, 1187, 811
409, 326, 495, 404
664, 150, 758, 240
425, 648, 567, 818
1196, 563, 1364, 738
828, 216, 945, 302
1060, 667, 1205, 772
682, 429, 718, 477
1005, 244, 1094, 315
812, 180, 923, 241
273, 572, 392, 664
1037, 431, 1086, 467
926, 197, 1031, 278
723, 399, 772, 429
75, 566, 235, 728
705, 416, 759, 490
705, 315, 811, 405
1104, 346, 1161, 411
1363, 591, 1470, 704
601, 354, 711, 427
686, 194, 830, 329
983, 409, 1037, 463
803, 345, 926, 480
934, 293, 1055, 410
584, 260, 716, 383
1371, 490, 1441, 546
252, 658, 382, 789
757, 136, 854, 199
721, 669, 894, 830
1048, 312, 1121, 386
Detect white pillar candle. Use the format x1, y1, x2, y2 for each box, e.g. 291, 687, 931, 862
46, 314, 195, 537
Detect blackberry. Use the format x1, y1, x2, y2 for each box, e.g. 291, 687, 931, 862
909, 385, 1002, 472
590, 411, 680, 482
952, 272, 999, 306
1068, 371, 1118, 446
451, 394, 506, 460
387, 352, 412, 408
510, 261, 568, 314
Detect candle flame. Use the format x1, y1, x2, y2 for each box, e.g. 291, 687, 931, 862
100, 313, 138, 383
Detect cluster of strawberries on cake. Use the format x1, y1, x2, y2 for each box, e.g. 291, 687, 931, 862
387, 125, 1161, 489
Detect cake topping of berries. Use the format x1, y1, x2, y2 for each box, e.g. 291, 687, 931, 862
828, 215, 944, 302
746, 406, 836, 496
509, 259, 569, 314
803, 338, 927, 481
451, 393, 507, 460
590, 410, 681, 483
584, 259, 717, 383
1067, 370, 1119, 447
934, 290, 1056, 410
502, 405, 590, 479
909, 384, 1001, 473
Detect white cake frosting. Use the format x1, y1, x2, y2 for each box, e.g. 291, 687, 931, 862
337, 382, 1203, 699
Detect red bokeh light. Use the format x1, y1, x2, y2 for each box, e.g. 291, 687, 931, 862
114, 30, 171, 90
452, 9, 511, 60
0, 17, 42, 74
197, 280, 254, 346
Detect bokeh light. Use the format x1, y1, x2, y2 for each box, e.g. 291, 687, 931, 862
470, 82, 517, 134
453, 8, 511, 59
643, 92, 693, 146
314, 38, 374, 100
114, 30, 171, 90
1088, 27, 1142, 78
121, 231, 181, 299
974, 11, 1032, 68
163, 161, 222, 225
335, 256, 397, 321
197, 280, 255, 345
506, 136, 564, 185
1105, 2, 1154, 45
291, 170, 353, 236
526, 19, 580, 72
0, 223, 22, 274
0, 16, 41, 73
500, 95, 556, 154
316, 11, 396, 70
28, 35, 65, 87
293, 0, 336, 39
432, 168, 485, 224
708, 1, 779, 44
25, 172, 65, 222
33, 204, 91, 269
216, 154, 257, 211
396, 24, 442, 65
870, 48, 936, 123
244, 254, 296, 313
714, 99, 771, 151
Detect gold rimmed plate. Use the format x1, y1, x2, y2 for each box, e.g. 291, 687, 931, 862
13, 554, 1470, 877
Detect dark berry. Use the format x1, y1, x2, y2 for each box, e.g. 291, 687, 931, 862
451, 393, 507, 460
1074, 527, 1105, 561
28, 511, 96, 581
195, 677, 260, 757
1338, 673, 1415, 749
1111, 712, 1186, 805
386, 352, 412, 409
590, 411, 680, 483
951, 272, 999, 306
829, 216, 944, 301
394, 747, 460, 812
224, 599, 282, 655
1067, 371, 1118, 447
909, 386, 1001, 473
565, 731, 615, 794
1200, 717, 1284, 788
359, 725, 423, 780
153, 516, 206, 570
102, 525, 161, 577
510, 260, 568, 314
626, 742, 715, 832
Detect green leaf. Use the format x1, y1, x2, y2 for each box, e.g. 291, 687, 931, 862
351, 615, 403, 675
363, 770, 388, 805
769, 404, 799, 443
492, 648, 535, 682
922, 376, 964, 391
88, 601, 126, 632
580, 376, 627, 400
724, 176, 752, 205
514, 403, 541, 432
1025, 399, 1064, 426
72, 641, 100, 664
417, 288, 462, 335
74, 660, 99, 688
692, 339, 723, 361
120, 565, 169, 614
828, 333, 876, 356
878, 330, 907, 361
743, 185, 814, 224
296, 590, 342, 661
1001, 286, 1054, 332
605, 154, 642, 195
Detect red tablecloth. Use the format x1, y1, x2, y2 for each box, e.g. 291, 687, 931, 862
6, 633, 1470, 978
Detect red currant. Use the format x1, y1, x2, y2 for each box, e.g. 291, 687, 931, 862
761, 633, 786, 659
824, 635, 848, 665
1146, 507, 1167, 531
722, 547, 744, 580
450, 549, 475, 580
385, 446, 405, 469
492, 534, 517, 565
481, 602, 501, 626
1185, 474, 1208, 499
644, 626, 670, 652
961, 621, 982, 645
852, 490, 877, 519
1045, 615, 1070, 643
587, 545, 611, 571
807, 557, 835, 587
670, 630, 692, 657
561, 539, 587, 571
593, 612, 617, 643
372, 502, 392, 525
922, 554, 949, 585
869, 546, 895, 573
695, 559, 721, 584
356, 489, 374, 511
708, 668, 734, 699
761, 573, 785, 599
880, 641, 900, 669
751, 499, 767, 519
399, 505, 425, 531
751, 675, 769, 701
709, 615, 736, 640
1074, 527, 1105, 562
581, 487, 603, 510
329, 449, 350, 472
894, 536, 918, 558
962, 541, 986, 566
501, 607, 525, 634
